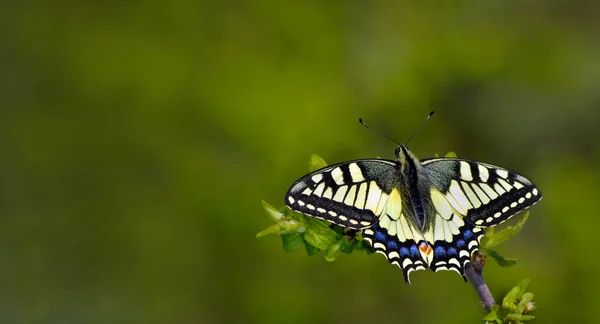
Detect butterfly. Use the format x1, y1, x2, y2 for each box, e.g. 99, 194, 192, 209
284, 143, 542, 284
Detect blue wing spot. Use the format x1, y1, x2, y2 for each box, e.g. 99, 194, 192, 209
400, 247, 410, 257
409, 245, 419, 258
375, 230, 387, 242
463, 230, 473, 240
387, 240, 399, 250
456, 239, 466, 248
434, 246, 446, 258
448, 247, 458, 256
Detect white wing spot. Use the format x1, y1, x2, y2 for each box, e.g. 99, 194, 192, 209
328, 211, 337, 217
475, 219, 484, 225
349, 219, 359, 225
498, 178, 513, 192
365, 181, 382, 212
317, 207, 326, 213
494, 212, 501, 218
478, 165, 489, 182
331, 167, 345, 185
449, 180, 473, 211
430, 188, 454, 220
494, 183, 506, 195
354, 182, 368, 209
486, 216, 493, 223
333, 186, 347, 202
533, 188, 539, 196
502, 206, 509, 213
513, 181, 524, 189
344, 185, 357, 206
375, 192, 388, 216
374, 242, 385, 250
298, 200, 305, 206
496, 169, 509, 179
288, 197, 295, 204
461, 181, 481, 208
471, 183, 490, 204
460, 161, 473, 181
323, 187, 333, 199
360, 221, 371, 226
311, 174, 323, 183
388, 251, 399, 260
479, 183, 499, 199
468, 240, 478, 250
518, 197, 525, 204
339, 215, 347, 221
302, 188, 312, 196
510, 202, 518, 208
402, 259, 413, 268
348, 163, 365, 183
307, 204, 315, 210
526, 192, 532, 199
313, 182, 326, 197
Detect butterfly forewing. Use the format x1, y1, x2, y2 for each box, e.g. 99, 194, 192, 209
285, 160, 398, 229
422, 159, 541, 227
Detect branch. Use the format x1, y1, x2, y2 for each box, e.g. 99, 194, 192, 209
465, 254, 496, 312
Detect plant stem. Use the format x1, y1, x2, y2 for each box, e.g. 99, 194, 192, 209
465, 258, 496, 312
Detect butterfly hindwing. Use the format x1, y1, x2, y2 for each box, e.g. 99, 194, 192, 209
285, 160, 398, 229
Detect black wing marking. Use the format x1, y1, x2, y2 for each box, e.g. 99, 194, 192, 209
285, 159, 398, 229
422, 158, 542, 228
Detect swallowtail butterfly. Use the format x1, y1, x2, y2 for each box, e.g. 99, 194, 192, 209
285, 134, 541, 284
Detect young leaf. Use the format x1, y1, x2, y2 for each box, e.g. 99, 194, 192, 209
309, 154, 328, 172
485, 249, 518, 267
303, 219, 338, 251
481, 212, 529, 249
482, 305, 502, 323
325, 238, 345, 261
262, 200, 285, 222
444, 151, 458, 158
502, 278, 531, 310
281, 232, 305, 253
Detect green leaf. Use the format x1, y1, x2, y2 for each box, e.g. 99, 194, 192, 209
262, 200, 284, 222
504, 313, 535, 322
281, 232, 304, 253
340, 238, 355, 254
502, 279, 531, 310
303, 218, 338, 251
304, 240, 321, 256
325, 238, 345, 261
485, 249, 518, 267
481, 212, 529, 249
482, 305, 502, 323
444, 151, 457, 158
309, 154, 328, 172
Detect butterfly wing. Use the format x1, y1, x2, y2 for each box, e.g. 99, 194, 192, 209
421, 158, 542, 227
285, 159, 400, 229
421, 158, 542, 277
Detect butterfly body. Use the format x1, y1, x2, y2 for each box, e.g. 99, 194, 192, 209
285, 144, 541, 284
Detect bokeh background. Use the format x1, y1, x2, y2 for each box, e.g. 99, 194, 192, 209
2, 1, 600, 323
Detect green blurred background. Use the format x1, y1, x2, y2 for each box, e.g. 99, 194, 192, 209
2, 1, 599, 323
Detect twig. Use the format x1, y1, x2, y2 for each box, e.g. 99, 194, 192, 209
465, 253, 496, 312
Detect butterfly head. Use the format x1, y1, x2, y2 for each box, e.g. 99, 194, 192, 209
395, 144, 421, 173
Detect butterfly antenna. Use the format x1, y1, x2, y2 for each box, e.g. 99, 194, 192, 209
405, 111, 435, 146
358, 118, 402, 147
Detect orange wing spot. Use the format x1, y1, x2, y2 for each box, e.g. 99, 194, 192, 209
418, 242, 433, 256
